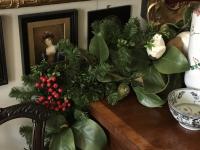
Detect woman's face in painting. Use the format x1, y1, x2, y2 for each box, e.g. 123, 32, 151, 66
44, 38, 53, 47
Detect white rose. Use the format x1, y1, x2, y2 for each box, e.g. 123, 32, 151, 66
146, 34, 166, 59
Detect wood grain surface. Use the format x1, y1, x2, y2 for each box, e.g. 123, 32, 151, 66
90, 94, 200, 150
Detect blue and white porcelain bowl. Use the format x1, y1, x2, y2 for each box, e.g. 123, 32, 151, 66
168, 88, 200, 130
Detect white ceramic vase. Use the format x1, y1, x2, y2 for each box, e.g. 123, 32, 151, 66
184, 7, 200, 90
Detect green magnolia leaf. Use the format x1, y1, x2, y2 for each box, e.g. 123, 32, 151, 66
89, 33, 109, 64
49, 128, 75, 150
143, 66, 166, 93
133, 87, 166, 108
153, 46, 189, 74
72, 119, 107, 150
46, 113, 67, 135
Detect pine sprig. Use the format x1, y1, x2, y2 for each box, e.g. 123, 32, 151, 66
20, 126, 33, 150
9, 87, 38, 103
92, 17, 122, 48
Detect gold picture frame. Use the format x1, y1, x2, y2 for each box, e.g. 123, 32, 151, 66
0, 0, 89, 9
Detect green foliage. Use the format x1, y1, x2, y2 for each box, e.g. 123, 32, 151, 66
133, 87, 166, 108
9, 87, 38, 103
91, 17, 121, 48
49, 128, 75, 150
142, 66, 167, 93
107, 92, 123, 106
12, 13, 191, 150
46, 114, 67, 135
20, 126, 33, 150
72, 119, 107, 150
153, 46, 190, 74
89, 33, 109, 64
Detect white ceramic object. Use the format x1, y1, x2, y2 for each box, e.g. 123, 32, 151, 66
168, 88, 200, 130
184, 7, 200, 90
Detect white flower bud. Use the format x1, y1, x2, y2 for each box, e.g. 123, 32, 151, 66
146, 34, 166, 59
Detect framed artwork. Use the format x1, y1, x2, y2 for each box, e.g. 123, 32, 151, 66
0, 16, 8, 86
19, 9, 78, 74
88, 5, 131, 47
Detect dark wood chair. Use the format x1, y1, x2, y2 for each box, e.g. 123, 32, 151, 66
0, 102, 49, 150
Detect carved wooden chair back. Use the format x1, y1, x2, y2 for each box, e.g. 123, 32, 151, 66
0, 102, 49, 150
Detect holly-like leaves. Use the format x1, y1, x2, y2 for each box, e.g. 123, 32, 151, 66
153, 46, 189, 74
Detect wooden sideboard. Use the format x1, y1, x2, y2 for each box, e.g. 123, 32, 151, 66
90, 94, 200, 150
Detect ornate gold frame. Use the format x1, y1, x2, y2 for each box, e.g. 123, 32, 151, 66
147, 0, 198, 24
0, 0, 88, 9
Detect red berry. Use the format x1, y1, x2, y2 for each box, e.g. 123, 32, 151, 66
53, 83, 58, 89
36, 100, 40, 104
51, 76, 56, 82
64, 99, 69, 103
40, 76, 44, 81
48, 88, 53, 93
67, 103, 71, 107
47, 79, 51, 83
54, 93, 60, 99
41, 83, 45, 88
57, 101, 61, 105
52, 91, 57, 96
62, 107, 66, 112
47, 83, 51, 87
35, 83, 41, 88
39, 96, 45, 102
51, 101, 56, 105
54, 107, 59, 111
48, 96, 52, 100
58, 88, 63, 93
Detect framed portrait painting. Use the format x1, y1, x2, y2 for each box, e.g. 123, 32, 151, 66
0, 17, 8, 86
19, 9, 78, 74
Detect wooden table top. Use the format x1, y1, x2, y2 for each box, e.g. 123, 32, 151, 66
90, 94, 200, 150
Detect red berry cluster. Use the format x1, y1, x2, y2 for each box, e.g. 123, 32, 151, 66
35, 75, 71, 112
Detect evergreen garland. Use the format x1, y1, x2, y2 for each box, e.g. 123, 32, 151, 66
9, 5, 194, 150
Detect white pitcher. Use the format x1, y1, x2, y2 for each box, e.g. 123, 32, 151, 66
185, 7, 200, 90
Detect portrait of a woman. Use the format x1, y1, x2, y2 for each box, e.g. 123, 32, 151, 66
42, 31, 57, 64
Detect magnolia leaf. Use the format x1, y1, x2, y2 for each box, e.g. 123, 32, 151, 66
72, 119, 107, 150
143, 66, 166, 93
133, 87, 166, 108
89, 33, 109, 64
153, 46, 189, 74
46, 113, 67, 135
49, 128, 75, 150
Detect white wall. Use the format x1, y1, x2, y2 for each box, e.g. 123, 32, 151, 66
0, 0, 142, 149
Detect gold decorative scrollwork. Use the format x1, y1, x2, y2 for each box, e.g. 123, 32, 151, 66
0, 0, 88, 9
147, 0, 194, 24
